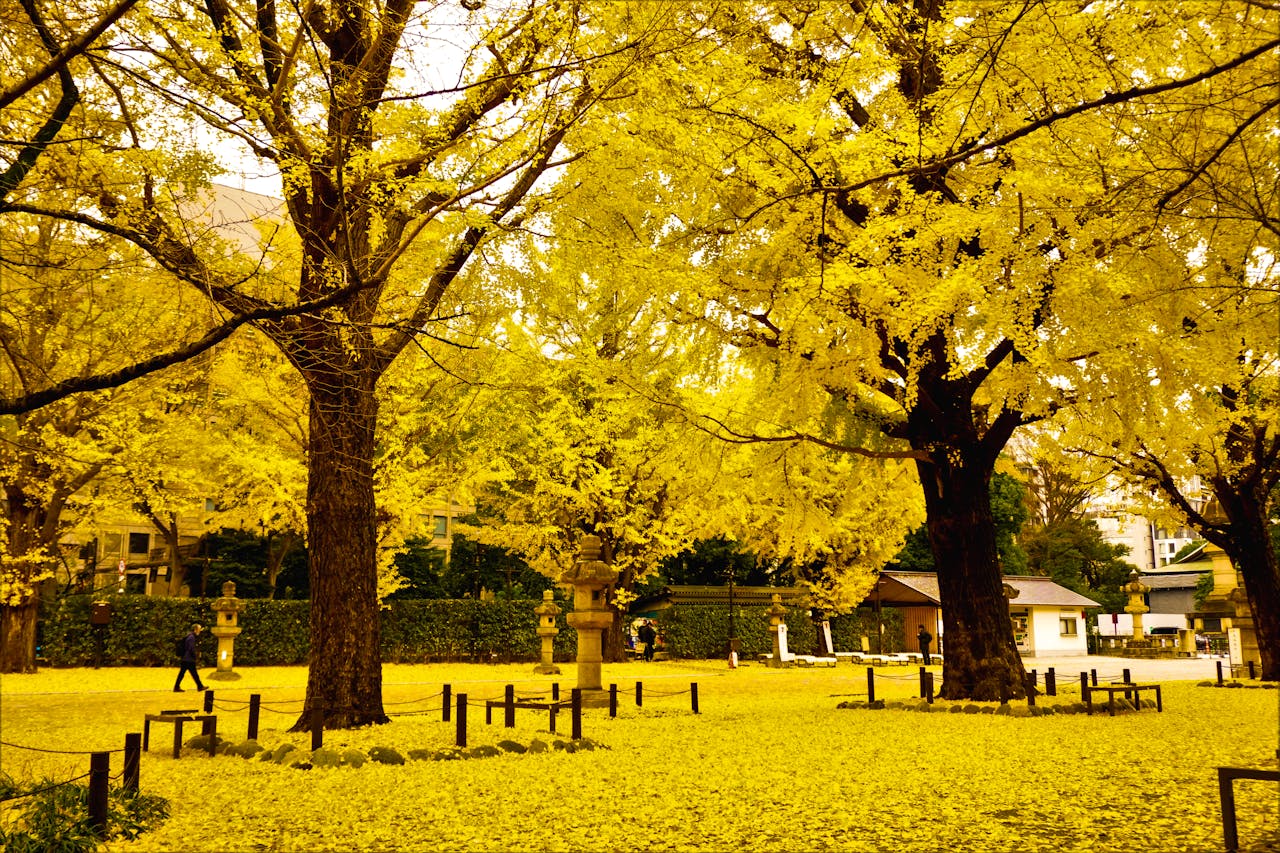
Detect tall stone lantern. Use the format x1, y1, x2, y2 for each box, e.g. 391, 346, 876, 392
1122, 570, 1151, 644
533, 589, 562, 675
563, 534, 617, 699
209, 581, 244, 681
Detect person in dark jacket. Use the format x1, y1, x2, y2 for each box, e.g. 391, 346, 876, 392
917, 624, 933, 664
638, 620, 657, 662
174, 623, 206, 692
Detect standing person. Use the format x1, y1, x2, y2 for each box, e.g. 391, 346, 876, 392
917, 624, 933, 665
174, 623, 207, 692
638, 620, 657, 662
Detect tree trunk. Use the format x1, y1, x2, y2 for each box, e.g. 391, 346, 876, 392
2, 483, 51, 673
1214, 484, 1279, 681
917, 451, 1027, 701
0, 599, 39, 673
290, 376, 387, 730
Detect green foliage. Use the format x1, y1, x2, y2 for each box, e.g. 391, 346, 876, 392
1193, 573, 1215, 610
655, 606, 901, 658
40, 594, 577, 667
1021, 517, 1133, 611
1171, 540, 1207, 563
193, 529, 309, 600
658, 538, 778, 586
0, 775, 169, 852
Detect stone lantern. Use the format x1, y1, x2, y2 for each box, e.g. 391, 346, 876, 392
766, 593, 789, 667
1122, 570, 1151, 644
209, 581, 244, 681
562, 534, 617, 700
533, 589, 562, 675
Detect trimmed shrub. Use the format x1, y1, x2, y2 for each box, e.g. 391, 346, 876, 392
653, 606, 903, 659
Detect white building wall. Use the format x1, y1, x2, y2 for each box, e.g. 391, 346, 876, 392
1029, 607, 1089, 656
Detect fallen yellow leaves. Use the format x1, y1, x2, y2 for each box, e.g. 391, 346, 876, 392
2, 662, 1276, 851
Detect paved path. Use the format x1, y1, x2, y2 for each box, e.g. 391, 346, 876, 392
1022, 653, 1227, 681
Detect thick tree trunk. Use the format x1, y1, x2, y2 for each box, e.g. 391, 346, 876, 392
917, 452, 1027, 701
0, 599, 39, 673
290, 377, 388, 730
1214, 485, 1279, 682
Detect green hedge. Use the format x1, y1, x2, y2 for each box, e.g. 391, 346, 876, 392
39, 595, 576, 668
653, 606, 903, 659
39, 594, 906, 667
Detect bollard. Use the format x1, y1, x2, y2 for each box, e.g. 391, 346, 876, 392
1026, 679, 1036, 707
310, 707, 324, 751
89, 752, 110, 837
1248, 660, 1256, 680
549, 701, 557, 734
485, 701, 493, 725
609, 684, 618, 718
925, 672, 934, 704
456, 694, 468, 747
443, 684, 452, 722
1090, 669, 1098, 687
571, 688, 583, 740
552, 682, 560, 702
1080, 672, 1088, 696
691, 682, 699, 714
1123, 668, 1131, 684
1046, 668, 1056, 697
205, 715, 218, 756
1216, 660, 1224, 685
248, 691, 261, 737
919, 666, 928, 699
204, 689, 214, 713
123, 733, 141, 794
504, 685, 516, 728
1030, 669, 1038, 687
636, 682, 643, 707
866, 667, 875, 704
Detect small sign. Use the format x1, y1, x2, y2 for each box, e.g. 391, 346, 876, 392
819, 621, 833, 655
1227, 628, 1243, 667
777, 621, 789, 659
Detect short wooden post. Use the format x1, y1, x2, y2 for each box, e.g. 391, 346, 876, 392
443, 684, 452, 722
485, 702, 493, 725
925, 672, 934, 704
206, 715, 218, 756
571, 688, 583, 740
1216, 660, 1224, 684
609, 684, 618, 718
635, 681, 643, 707
866, 667, 875, 703
549, 702, 557, 734
310, 707, 324, 751
919, 666, 928, 698
456, 694, 468, 747
1090, 668, 1098, 687
691, 682, 699, 714
1025, 677, 1036, 707
1122, 667, 1131, 683
1080, 672, 1088, 696
504, 684, 516, 728
248, 694, 261, 740
203, 689, 214, 713
552, 682, 560, 702
123, 733, 141, 794
1248, 660, 1256, 679
1030, 669, 1038, 687
88, 752, 109, 837
1045, 668, 1056, 696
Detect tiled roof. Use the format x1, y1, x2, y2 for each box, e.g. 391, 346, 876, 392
875, 572, 1100, 608
1141, 572, 1209, 590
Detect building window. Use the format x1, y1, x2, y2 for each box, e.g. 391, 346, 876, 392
128, 532, 150, 555
433, 515, 448, 538
1059, 618, 1078, 636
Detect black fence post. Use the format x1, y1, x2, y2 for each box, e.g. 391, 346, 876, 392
1046, 668, 1056, 697
485, 701, 493, 725
504, 685, 516, 728
123, 733, 141, 794
88, 752, 109, 837
1090, 669, 1098, 687
1216, 660, 1224, 685
552, 683, 560, 702
206, 715, 218, 756
924, 672, 934, 704
1248, 660, 1256, 679
310, 706, 324, 751
919, 666, 928, 699
203, 689, 214, 713
456, 694, 468, 748
635, 682, 643, 707
609, 684, 618, 718
1080, 672, 1088, 696
1030, 669, 1038, 687
1025, 678, 1036, 707
571, 688, 583, 740
549, 702, 557, 734
866, 667, 875, 704
1122, 668, 1131, 684
691, 683, 699, 714
443, 684, 452, 722
248, 694, 261, 741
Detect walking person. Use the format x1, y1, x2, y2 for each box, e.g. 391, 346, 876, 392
638, 620, 657, 662
917, 624, 933, 665
174, 623, 207, 692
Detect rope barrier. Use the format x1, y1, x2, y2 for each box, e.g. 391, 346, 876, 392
0, 740, 122, 755
0, 772, 91, 802
211, 701, 251, 711
383, 692, 442, 706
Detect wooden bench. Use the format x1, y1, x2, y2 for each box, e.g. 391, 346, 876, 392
143, 709, 218, 758
1083, 682, 1162, 716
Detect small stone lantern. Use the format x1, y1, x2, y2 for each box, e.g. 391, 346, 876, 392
533, 589, 562, 675
209, 581, 244, 681
563, 534, 617, 700
766, 593, 788, 667
1123, 570, 1151, 644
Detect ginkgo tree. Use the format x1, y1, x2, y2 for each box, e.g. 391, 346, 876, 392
586, 1, 1279, 699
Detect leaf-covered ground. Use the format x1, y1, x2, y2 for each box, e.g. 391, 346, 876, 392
3, 661, 1277, 852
